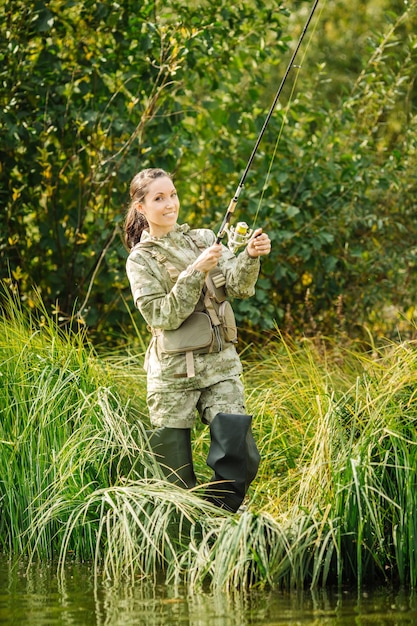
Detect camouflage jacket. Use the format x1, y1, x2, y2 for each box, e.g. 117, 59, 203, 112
126, 223, 261, 390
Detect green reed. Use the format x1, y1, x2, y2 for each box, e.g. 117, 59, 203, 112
248, 333, 417, 588
2, 286, 417, 589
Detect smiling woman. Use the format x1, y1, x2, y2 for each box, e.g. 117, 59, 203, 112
134, 174, 180, 238
124, 167, 271, 513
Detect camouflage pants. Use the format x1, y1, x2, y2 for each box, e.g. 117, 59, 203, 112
147, 375, 246, 428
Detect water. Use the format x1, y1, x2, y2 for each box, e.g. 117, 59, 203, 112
0, 557, 417, 625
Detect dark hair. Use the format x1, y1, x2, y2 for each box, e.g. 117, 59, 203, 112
124, 168, 172, 249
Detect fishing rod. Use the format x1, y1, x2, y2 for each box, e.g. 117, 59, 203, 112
217, 0, 320, 252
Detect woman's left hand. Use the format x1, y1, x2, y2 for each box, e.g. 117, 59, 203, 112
246, 228, 271, 258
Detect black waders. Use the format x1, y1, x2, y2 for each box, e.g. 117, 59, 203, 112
205, 412, 260, 512
147, 427, 197, 489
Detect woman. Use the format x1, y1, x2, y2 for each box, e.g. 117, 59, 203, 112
125, 167, 271, 512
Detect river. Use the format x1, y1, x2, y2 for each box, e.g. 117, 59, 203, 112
0, 556, 416, 625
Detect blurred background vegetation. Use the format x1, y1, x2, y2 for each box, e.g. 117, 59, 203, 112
1, 0, 417, 346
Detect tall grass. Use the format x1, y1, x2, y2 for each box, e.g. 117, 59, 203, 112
248, 333, 417, 587
2, 286, 417, 590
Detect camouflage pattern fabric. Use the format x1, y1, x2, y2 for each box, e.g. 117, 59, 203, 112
126, 223, 261, 427
147, 373, 246, 428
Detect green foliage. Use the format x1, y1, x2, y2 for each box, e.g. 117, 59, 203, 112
1, 0, 417, 342
0, 0, 287, 341
242, 0, 417, 337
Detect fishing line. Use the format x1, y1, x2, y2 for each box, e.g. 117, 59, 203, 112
252, 1, 324, 231
250, 70, 301, 231
216, 0, 320, 251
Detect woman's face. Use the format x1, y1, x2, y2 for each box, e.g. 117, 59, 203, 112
138, 176, 180, 237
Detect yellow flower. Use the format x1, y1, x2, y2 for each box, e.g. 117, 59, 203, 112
301, 272, 313, 287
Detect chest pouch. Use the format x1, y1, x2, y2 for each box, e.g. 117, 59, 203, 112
156, 312, 214, 354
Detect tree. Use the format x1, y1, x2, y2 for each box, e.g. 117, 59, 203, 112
0, 0, 287, 340
1, 0, 417, 343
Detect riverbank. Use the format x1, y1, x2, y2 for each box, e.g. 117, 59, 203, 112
1, 291, 417, 590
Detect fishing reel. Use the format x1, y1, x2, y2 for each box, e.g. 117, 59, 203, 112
224, 221, 253, 253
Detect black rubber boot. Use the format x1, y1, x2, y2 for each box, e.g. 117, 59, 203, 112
205, 413, 261, 512
146, 427, 197, 489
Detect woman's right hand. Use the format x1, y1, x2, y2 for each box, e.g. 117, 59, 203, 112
192, 243, 223, 273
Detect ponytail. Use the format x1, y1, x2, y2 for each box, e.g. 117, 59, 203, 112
124, 209, 149, 250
